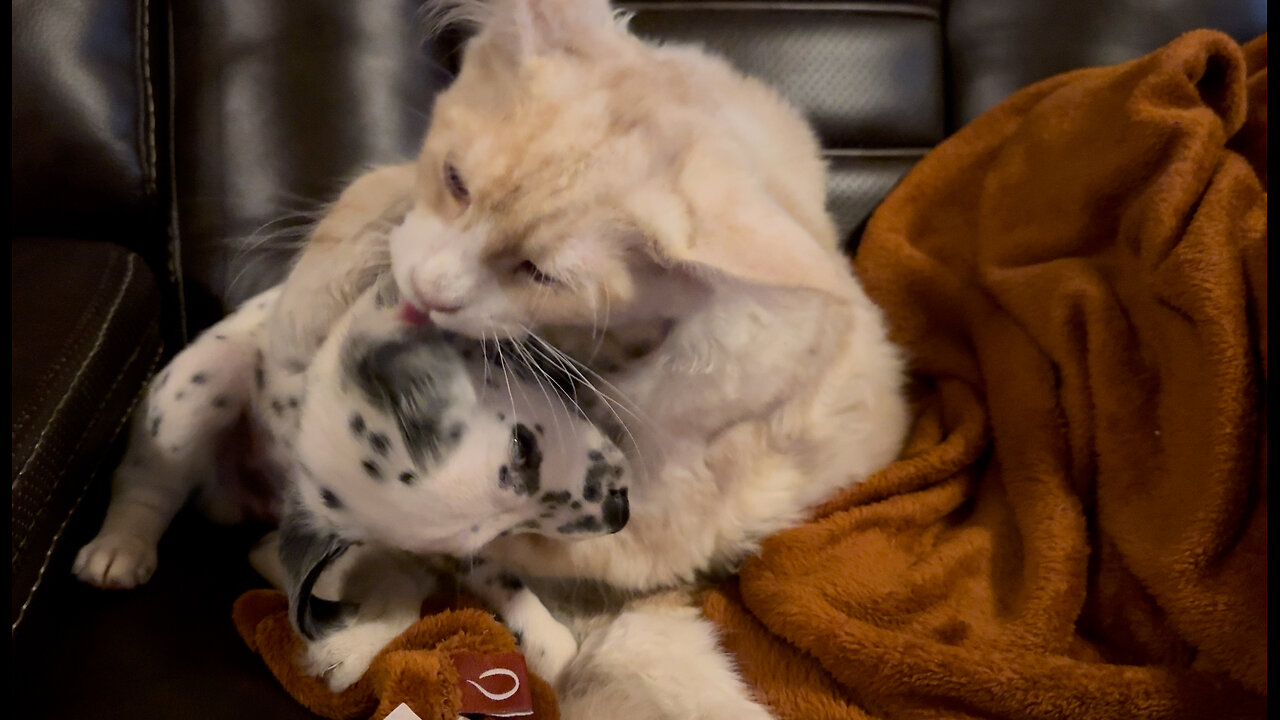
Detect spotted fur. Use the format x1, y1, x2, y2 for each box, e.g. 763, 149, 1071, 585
74, 277, 632, 692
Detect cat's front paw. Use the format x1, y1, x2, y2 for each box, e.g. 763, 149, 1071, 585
520, 614, 579, 685
73, 533, 157, 589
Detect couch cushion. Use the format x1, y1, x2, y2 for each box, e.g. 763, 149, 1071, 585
11, 237, 165, 632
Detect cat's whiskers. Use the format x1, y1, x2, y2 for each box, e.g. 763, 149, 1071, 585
522, 331, 661, 481
493, 334, 520, 424
507, 336, 573, 460
587, 285, 612, 367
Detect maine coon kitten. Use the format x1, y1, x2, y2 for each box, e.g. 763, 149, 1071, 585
266, 1, 910, 717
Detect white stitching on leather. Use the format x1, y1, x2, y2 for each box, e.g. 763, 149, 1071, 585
11, 340, 161, 634
11, 321, 159, 563
11, 253, 119, 443
13, 256, 137, 489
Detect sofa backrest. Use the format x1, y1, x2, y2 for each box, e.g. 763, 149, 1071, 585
12, 0, 173, 280
169, 0, 1264, 331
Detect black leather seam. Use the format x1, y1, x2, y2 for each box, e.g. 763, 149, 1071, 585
11, 335, 163, 635
165, 3, 188, 344
11, 312, 160, 563
11, 251, 122, 459
620, 2, 940, 20
137, 0, 157, 196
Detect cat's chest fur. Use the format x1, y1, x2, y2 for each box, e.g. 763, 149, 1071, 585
487, 280, 909, 592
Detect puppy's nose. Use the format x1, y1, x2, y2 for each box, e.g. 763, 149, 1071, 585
602, 487, 630, 533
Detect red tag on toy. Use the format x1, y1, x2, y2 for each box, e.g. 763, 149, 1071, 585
450, 652, 534, 717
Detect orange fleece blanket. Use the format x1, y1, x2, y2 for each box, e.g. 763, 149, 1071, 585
701, 30, 1267, 720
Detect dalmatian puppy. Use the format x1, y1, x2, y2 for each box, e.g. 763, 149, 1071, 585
73, 276, 631, 689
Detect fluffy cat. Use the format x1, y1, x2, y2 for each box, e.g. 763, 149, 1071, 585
266, 0, 910, 716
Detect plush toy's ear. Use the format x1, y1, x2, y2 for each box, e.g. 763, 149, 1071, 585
278, 502, 356, 641
633, 142, 859, 303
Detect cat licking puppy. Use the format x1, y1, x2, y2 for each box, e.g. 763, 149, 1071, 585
268, 1, 910, 718
74, 264, 632, 688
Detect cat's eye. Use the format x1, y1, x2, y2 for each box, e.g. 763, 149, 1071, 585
443, 162, 469, 203
510, 424, 541, 470
515, 260, 559, 286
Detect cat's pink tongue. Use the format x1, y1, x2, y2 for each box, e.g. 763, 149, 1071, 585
400, 303, 432, 327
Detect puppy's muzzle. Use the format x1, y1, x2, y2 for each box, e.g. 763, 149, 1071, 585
602, 487, 630, 534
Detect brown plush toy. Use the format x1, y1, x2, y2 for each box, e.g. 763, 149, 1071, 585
233, 589, 560, 720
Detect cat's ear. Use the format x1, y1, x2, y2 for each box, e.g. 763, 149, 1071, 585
627, 145, 858, 303
443, 0, 618, 60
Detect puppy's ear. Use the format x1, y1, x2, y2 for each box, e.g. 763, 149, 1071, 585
278, 507, 356, 641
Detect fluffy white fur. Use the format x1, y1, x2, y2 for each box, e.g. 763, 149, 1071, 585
271, 0, 912, 715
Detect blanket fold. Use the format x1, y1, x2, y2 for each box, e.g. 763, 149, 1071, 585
702, 30, 1266, 720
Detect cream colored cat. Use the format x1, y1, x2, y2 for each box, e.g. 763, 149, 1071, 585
267, 1, 909, 717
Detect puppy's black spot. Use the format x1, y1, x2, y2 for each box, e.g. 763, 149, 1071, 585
570, 501, 582, 510
288, 397, 300, 409
448, 423, 465, 443
272, 399, 285, 416
255, 366, 265, 390
175, 391, 186, 400
498, 573, 523, 592
583, 459, 623, 503
214, 334, 227, 340
361, 459, 382, 480
345, 334, 466, 465
369, 432, 391, 456
587, 450, 605, 462
497, 413, 505, 422
349, 413, 366, 436
470, 524, 480, 533
535, 424, 545, 435
556, 516, 603, 534
155, 371, 170, 390
192, 373, 207, 384
398, 471, 416, 485
539, 491, 571, 505
320, 488, 343, 510
512, 630, 524, 646
212, 395, 229, 408
149, 415, 162, 437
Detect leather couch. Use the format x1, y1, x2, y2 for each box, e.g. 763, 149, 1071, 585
12, 1, 1265, 717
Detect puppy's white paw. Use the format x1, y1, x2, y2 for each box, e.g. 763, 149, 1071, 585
73, 533, 157, 589
520, 615, 579, 685
304, 620, 407, 692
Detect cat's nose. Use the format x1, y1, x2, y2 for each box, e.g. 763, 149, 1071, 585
602, 488, 630, 533
408, 266, 471, 315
